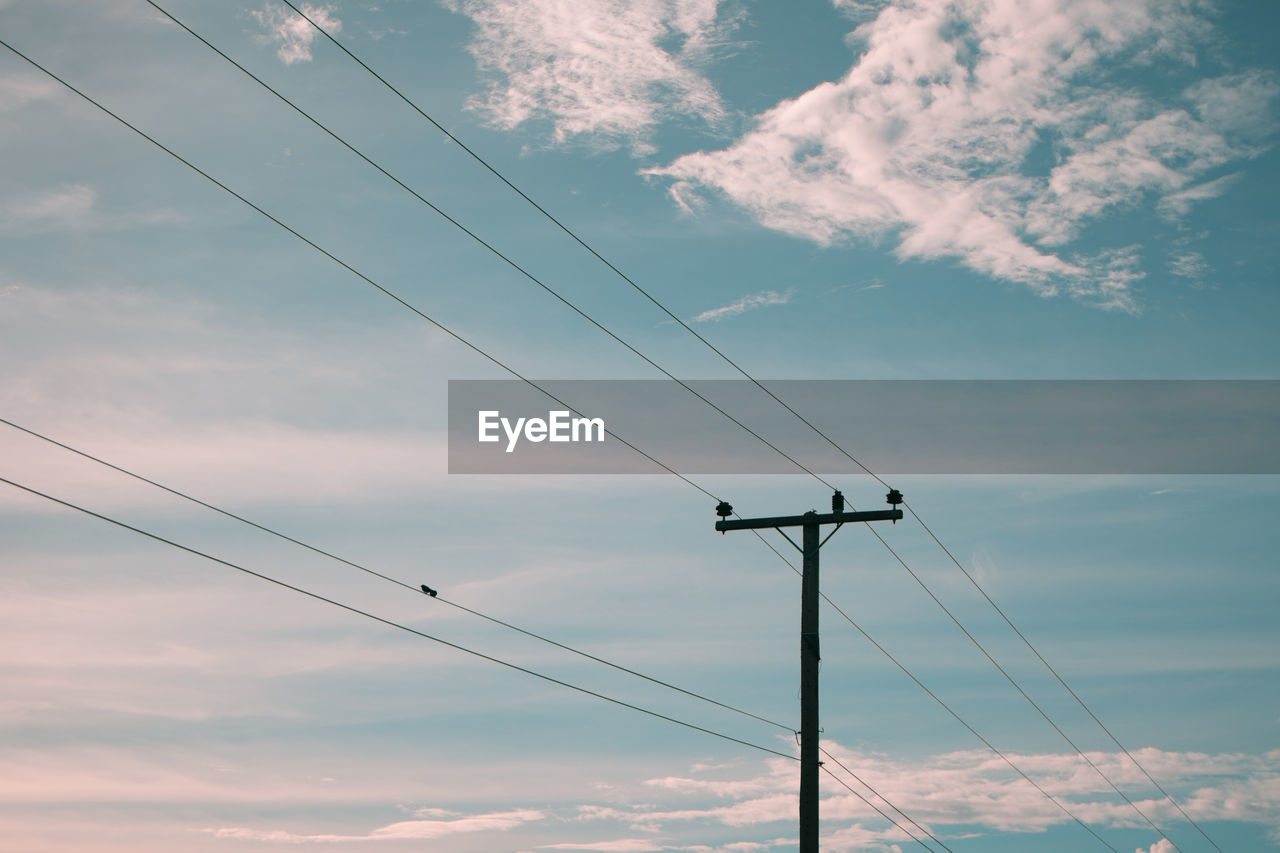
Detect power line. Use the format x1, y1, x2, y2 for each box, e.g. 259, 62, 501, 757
428, 592, 793, 733
143, 0, 839, 493
0, 41, 892, 781
273, 0, 892, 492
903, 502, 1223, 853
758, 539, 1121, 852
141, 17, 1185, 836
0, 415, 1004, 853
819, 747, 954, 853
2, 29, 1200, 849
0, 474, 793, 761
0, 36, 717, 505
275, 9, 1225, 843
0, 414, 792, 735
259, 11, 1217, 845
858, 522, 1181, 848
818, 764, 940, 853
142, 10, 1150, 828
1, 421, 954, 852
2, 473, 948, 852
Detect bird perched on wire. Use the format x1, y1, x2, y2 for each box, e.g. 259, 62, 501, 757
420, 584, 438, 597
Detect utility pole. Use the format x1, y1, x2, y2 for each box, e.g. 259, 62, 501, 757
715, 489, 903, 853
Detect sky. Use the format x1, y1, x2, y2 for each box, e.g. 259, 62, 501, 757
1, 0, 1278, 851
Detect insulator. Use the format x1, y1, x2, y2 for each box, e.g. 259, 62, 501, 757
831, 490, 845, 513
886, 488, 903, 506
715, 500, 734, 518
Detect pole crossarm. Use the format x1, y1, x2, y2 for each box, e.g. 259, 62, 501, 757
716, 508, 901, 532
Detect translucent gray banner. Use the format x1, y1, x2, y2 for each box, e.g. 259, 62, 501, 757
447, 380, 1280, 474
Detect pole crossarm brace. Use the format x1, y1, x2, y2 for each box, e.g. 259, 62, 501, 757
716, 508, 901, 532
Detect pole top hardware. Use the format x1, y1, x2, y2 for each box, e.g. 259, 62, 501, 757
831, 490, 844, 513
715, 501, 733, 533
885, 488, 903, 523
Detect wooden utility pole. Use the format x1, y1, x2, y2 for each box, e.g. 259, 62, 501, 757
715, 490, 902, 853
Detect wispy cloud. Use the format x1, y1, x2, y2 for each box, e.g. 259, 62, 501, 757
1, 184, 94, 230
1168, 250, 1211, 283
539, 841, 665, 852
445, 0, 737, 154
646, 0, 1280, 312
0, 184, 186, 234
209, 809, 545, 843
252, 2, 341, 65
0, 73, 60, 111
1157, 174, 1241, 223
693, 289, 793, 323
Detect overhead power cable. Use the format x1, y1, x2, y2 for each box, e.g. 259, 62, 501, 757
903, 502, 1223, 853
272, 0, 890, 492
4, 416, 938, 851
818, 764, 940, 853
0, 474, 947, 851
0, 36, 716, 505
2, 419, 944, 851
1, 31, 1185, 850
137, 18, 1184, 842
0, 415, 790, 735
762, 543, 1121, 852
819, 747, 953, 853
2, 415, 949, 853
143, 0, 839, 493
0, 474, 793, 761
858, 522, 1180, 848
135, 14, 1148, 834
267, 8, 1222, 846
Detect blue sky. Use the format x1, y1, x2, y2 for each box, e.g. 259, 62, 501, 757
1, 1, 1278, 851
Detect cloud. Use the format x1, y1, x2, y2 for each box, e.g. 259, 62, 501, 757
210, 808, 545, 842
1156, 174, 1241, 222
540, 841, 666, 852
1137, 840, 1176, 853
1167, 250, 1210, 283
0, 417, 449, 512
1, 184, 94, 230
252, 3, 342, 65
445, 0, 736, 154
645, 0, 1280, 311
832, 0, 895, 22
575, 744, 1280, 844
0, 184, 186, 234
692, 289, 792, 323
0, 73, 60, 111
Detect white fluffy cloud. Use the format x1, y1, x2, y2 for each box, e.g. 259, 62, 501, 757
252, 2, 342, 65
446, 0, 735, 154
1137, 839, 1177, 853
647, 0, 1279, 311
